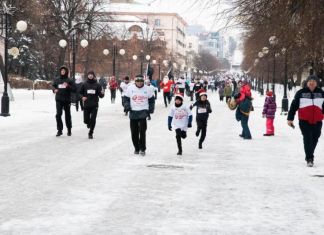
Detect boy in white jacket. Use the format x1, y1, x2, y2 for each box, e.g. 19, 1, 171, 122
168, 93, 193, 155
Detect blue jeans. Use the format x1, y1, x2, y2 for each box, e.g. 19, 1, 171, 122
241, 115, 252, 139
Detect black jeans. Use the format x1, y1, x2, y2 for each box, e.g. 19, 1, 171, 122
299, 121, 322, 162
241, 115, 252, 139
163, 92, 171, 107
84, 107, 98, 133
130, 119, 147, 152
56, 101, 72, 131
76, 98, 83, 111
197, 119, 207, 145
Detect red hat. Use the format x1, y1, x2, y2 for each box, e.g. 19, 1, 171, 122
266, 91, 273, 97
175, 93, 184, 101
199, 90, 207, 97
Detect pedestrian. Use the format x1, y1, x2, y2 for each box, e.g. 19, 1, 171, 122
52, 66, 76, 137
99, 76, 107, 90
262, 90, 277, 136
145, 79, 158, 120
287, 75, 324, 167
124, 75, 155, 156
234, 82, 253, 139
75, 75, 84, 112
120, 76, 131, 115
168, 93, 193, 155
218, 84, 225, 101
160, 76, 173, 107
108, 76, 118, 103
190, 90, 212, 149
224, 82, 232, 102
193, 79, 203, 101
80, 71, 105, 139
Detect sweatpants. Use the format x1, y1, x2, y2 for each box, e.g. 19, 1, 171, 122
196, 119, 207, 146
163, 92, 171, 107
266, 118, 275, 134
56, 101, 72, 131
83, 107, 98, 134
299, 121, 322, 163
175, 128, 187, 153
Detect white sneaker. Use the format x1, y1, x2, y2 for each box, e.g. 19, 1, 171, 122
139, 151, 145, 156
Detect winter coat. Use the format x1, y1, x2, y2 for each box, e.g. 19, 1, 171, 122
99, 77, 107, 90
191, 100, 212, 121
262, 96, 277, 119
224, 85, 232, 97
288, 87, 324, 124
193, 83, 203, 93
218, 86, 225, 96
160, 80, 173, 93
236, 97, 253, 121
109, 79, 118, 90
79, 79, 104, 108
52, 67, 76, 103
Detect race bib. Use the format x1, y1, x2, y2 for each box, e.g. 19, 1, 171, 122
198, 108, 207, 113
58, 84, 66, 89
87, 89, 96, 94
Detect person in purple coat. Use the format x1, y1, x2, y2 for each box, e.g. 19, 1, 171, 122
262, 91, 277, 136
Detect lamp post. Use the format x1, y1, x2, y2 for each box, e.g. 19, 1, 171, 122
269, 36, 278, 95
258, 51, 265, 95
1, 2, 27, 116
59, 37, 88, 81
262, 47, 269, 91
281, 47, 289, 114
102, 46, 125, 77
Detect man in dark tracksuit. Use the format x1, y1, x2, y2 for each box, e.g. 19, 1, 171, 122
124, 75, 155, 156
80, 71, 105, 139
190, 91, 212, 149
52, 66, 76, 137
288, 75, 324, 167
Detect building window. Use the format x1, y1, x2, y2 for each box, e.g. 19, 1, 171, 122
155, 19, 161, 26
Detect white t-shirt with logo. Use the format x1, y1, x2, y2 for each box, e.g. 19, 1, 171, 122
126, 84, 154, 111
169, 104, 192, 131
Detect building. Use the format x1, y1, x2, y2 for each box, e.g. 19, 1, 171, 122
101, 0, 188, 65
199, 31, 229, 59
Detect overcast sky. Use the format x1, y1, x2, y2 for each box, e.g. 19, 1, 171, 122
137, 0, 242, 37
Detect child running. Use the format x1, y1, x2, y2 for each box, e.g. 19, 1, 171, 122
168, 93, 193, 155
190, 90, 212, 149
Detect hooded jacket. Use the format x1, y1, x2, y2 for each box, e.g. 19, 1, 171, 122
52, 66, 76, 103
262, 96, 277, 119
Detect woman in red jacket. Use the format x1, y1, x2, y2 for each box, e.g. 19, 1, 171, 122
160, 76, 174, 107
108, 76, 118, 104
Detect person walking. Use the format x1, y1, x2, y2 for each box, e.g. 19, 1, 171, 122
262, 90, 277, 136
52, 66, 76, 137
224, 82, 232, 102
124, 75, 155, 156
80, 71, 105, 139
108, 76, 118, 103
190, 90, 212, 149
287, 75, 324, 167
168, 93, 192, 155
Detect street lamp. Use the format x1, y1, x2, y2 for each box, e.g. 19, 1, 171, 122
281, 47, 289, 114
269, 36, 278, 95
102, 45, 125, 76
1, 1, 27, 117
262, 46, 270, 92
258, 52, 265, 95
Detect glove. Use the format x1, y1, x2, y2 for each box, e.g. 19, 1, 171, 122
189, 105, 193, 110
168, 126, 172, 131
187, 123, 192, 128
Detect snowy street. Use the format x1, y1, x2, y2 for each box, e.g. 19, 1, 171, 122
1, 89, 324, 235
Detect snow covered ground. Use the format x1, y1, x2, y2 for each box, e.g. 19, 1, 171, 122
0, 88, 324, 235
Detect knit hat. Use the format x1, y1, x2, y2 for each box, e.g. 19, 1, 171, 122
266, 91, 273, 97
199, 90, 207, 97
87, 70, 96, 78
175, 93, 184, 101
306, 75, 319, 83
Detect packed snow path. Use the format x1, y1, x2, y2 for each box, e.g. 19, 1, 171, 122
0, 89, 324, 235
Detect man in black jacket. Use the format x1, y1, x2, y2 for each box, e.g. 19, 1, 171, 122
80, 71, 105, 139
287, 75, 324, 167
52, 66, 76, 137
